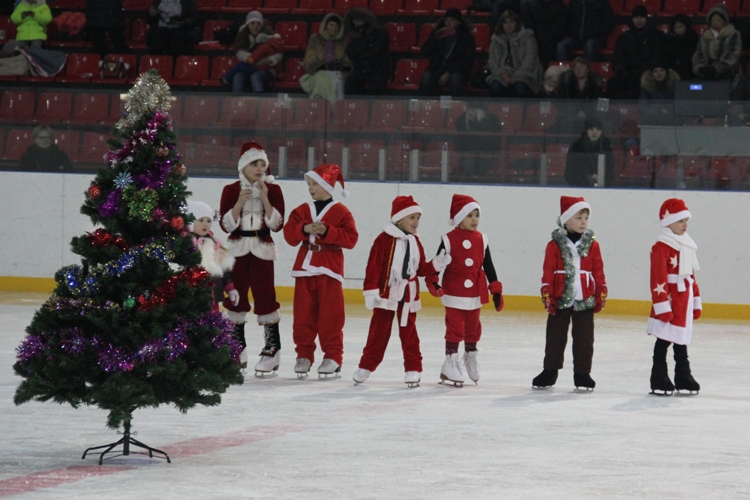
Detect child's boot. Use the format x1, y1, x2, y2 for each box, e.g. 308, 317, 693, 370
673, 344, 700, 394
317, 359, 341, 379
352, 368, 371, 385
231, 322, 247, 369
573, 372, 596, 391
462, 351, 480, 384
404, 371, 421, 388
650, 339, 674, 395
254, 323, 281, 376
439, 353, 464, 387
294, 358, 311, 379
532, 368, 558, 388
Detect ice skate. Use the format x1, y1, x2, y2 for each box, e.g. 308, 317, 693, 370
674, 345, 700, 394
254, 350, 280, 377
532, 368, 558, 389
317, 358, 341, 379
294, 358, 311, 379
462, 351, 480, 385
404, 371, 421, 388
239, 348, 248, 371
439, 354, 464, 387
574, 373, 596, 391
352, 368, 370, 385
649, 356, 674, 396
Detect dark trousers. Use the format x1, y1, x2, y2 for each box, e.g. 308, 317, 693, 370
543, 307, 594, 373
345, 67, 388, 95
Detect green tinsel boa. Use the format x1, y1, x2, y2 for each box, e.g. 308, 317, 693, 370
551, 228, 596, 311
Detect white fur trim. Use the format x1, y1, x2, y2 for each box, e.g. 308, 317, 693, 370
450, 201, 480, 226
238, 147, 269, 172
391, 205, 422, 223
660, 209, 691, 227
653, 300, 672, 315
560, 201, 591, 226
305, 171, 334, 196
226, 310, 248, 323
257, 310, 280, 325
693, 296, 702, 310
197, 238, 235, 277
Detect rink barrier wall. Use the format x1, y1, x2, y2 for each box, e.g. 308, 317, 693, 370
2, 277, 748, 320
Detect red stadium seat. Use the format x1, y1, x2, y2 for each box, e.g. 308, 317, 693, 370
272, 136, 309, 177
198, 20, 232, 51
701, 0, 739, 14
489, 102, 523, 132
385, 22, 416, 52
256, 99, 288, 129
331, 100, 370, 130
334, 0, 368, 12
471, 24, 490, 53
0, 16, 18, 44
78, 132, 111, 165
421, 140, 457, 180
179, 96, 220, 127
128, 18, 149, 49
275, 21, 308, 51
91, 53, 137, 84
310, 138, 344, 166
69, 93, 111, 124
123, 0, 151, 10
139, 55, 174, 82
54, 130, 80, 162
387, 140, 421, 179
196, 0, 227, 11
397, 0, 439, 15
34, 92, 73, 123
589, 61, 614, 81
193, 135, 232, 167
1, 129, 32, 161
505, 143, 543, 184
293, 0, 333, 14
600, 24, 628, 56
521, 102, 557, 133
221, 0, 259, 12
217, 96, 259, 127
202, 55, 236, 86
389, 59, 429, 90
370, 100, 407, 130
661, 0, 699, 15
404, 99, 445, 130
274, 58, 306, 89
545, 143, 569, 185
348, 139, 384, 178
172, 55, 209, 86
56, 53, 100, 83
293, 99, 330, 130
0, 91, 35, 123
261, 0, 297, 14
370, 0, 403, 15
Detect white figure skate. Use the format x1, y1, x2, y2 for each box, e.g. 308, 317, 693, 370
352, 368, 371, 385
294, 358, 311, 379
317, 358, 341, 379
439, 353, 464, 387
239, 348, 248, 371
254, 350, 280, 377
404, 371, 421, 388
463, 351, 480, 385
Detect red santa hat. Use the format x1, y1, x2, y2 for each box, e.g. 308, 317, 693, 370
186, 200, 215, 231
391, 195, 421, 223
238, 142, 273, 183
559, 196, 591, 226
659, 198, 691, 227
305, 163, 348, 198
449, 193, 480, 226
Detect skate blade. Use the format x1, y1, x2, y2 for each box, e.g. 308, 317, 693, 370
532, 384, 554, 390
406, 382, 420, 388
675, 389, 699, 395
574, 387, 594, 392
649, 389, 674, 396
353, 379, 366, 385
295, 372, 310, 379
318, 372, 341, 380
254, 368, 279, 378
438, 374, 463, 387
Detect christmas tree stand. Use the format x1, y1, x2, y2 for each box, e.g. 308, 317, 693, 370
82, 416, 171, 465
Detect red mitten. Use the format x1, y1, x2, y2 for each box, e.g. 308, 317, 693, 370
693, 309, 701, 320
493, 293, 504, 312
593, 287, 607, 313
425, 274, 443, 298
541, 287, 557, 315
656, 311, 674, 323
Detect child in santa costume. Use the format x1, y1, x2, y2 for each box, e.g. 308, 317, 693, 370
426, 194, 503, 387
533, 196, 607, 391
352, 196, 447, 388
283, 164, 358, 379
647, 198, 701, 395
187, 200, 239, 311
219, 142, 285, 376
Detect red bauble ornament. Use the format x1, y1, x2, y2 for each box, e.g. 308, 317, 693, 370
88, 184, 101, 198
170, 216, 184, 230
114, 236, 129, 251
156, 145, 169, 157
173, 163, 186, 176
88, 229, 113, 247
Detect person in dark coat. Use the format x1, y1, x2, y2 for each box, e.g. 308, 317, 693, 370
146, 0, 199, 56
664, 14, 699, 81
556, 0, 614, 62
19, 125, 72, 172
553, 57, 603, 133
607, 5, 667, 99
638, 62, 680, 125
419, 8, 476, 96
564, 116, 614, 187
343, 7, 390, 95
521, 0, 567, 67
85, 0, 128, 57
454, 102, 502, 178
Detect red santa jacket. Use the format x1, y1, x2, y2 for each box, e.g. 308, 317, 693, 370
541, 229, 606, 310
363, 223, 436, 313
439, 227, 500, 310
647, 241, 701, 345
284, 200, 358, 283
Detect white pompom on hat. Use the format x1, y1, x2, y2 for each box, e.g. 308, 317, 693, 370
238, 141, 274, 183
559, 195, 591, 226
305, 163, 348, 197
659, 198, 691, 227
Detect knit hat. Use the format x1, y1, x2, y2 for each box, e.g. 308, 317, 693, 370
306, 164, 348, 197
559, 196, 591, 226
631, 5, 648, 17
391, 195, 422, 223
445, 7, 463, 22
659, 198, 691, 227
238, 141, 273, 182
584, 115, 603, 130
245, 10, 263, 25
186, 200, 215, 232
707, 4, 729, 23
449, 194, 480, 226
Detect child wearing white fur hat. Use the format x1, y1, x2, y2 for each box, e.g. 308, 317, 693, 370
219, 142, 285, 376
187, 200, 239, 312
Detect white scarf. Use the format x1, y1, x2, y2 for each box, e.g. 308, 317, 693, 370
657, 228, 699, 277
383, 223, 419, 288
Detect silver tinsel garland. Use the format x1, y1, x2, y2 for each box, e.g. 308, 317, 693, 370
551, 228, 596, 311
115, 70, 172, 134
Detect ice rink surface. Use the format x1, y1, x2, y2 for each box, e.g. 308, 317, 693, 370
2, 295, 750, 499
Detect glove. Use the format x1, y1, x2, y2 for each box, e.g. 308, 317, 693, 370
693, 309, 701, 320
227, 289, 240, 306
425, 274, 443, 297
541, 287, 557, 315
432, 249, 452, 272
593, 287, 607, 313
656, 311, 674, 323
364, 293, 376, 310
493, 293, 504, 312
236, 50, 251, 63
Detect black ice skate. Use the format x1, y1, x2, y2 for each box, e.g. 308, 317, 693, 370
649, 356, 674, 396
673, 344, 700, 395
254, 324, 281, 377
532, 369, 558, 389
573, 373, 596, 391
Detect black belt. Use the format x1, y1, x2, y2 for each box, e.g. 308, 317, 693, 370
232, 229, 271, 238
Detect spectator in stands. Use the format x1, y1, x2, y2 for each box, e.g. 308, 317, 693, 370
486, 10, 542, 98
564, 116, 614, 187
692, 4, 744, 96
343, 7, 389, 95
146, 0, 200, 57
556, 0, 614, 63
454, 101, 502, 178
607, 6, 666, 100
552, 56, 603, 133
665, 14, 699, 82
300, 13, 351, 104
521, 0, 567, 67
491, 0, 521, 29
638, 61, 680, 126
19, 125, 72, 172
419, 8, 476, 97
10, 0, 51, 48
85, 0, 129, 57
220, 11, 282, 94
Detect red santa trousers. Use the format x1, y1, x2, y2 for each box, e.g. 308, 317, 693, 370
444, 307, 482, 344
293, 274, 345, 365
223, 252, 279, 318
358, 305, 422, 373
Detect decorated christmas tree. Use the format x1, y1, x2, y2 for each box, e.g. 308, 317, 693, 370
13, 71, 244, 462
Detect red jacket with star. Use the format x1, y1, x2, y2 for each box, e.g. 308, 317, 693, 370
647, 241, 701, 345
541, 230, 606, 309
284, 200, 358, 283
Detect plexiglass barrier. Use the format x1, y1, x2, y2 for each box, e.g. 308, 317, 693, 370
2, 87, 749, 191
